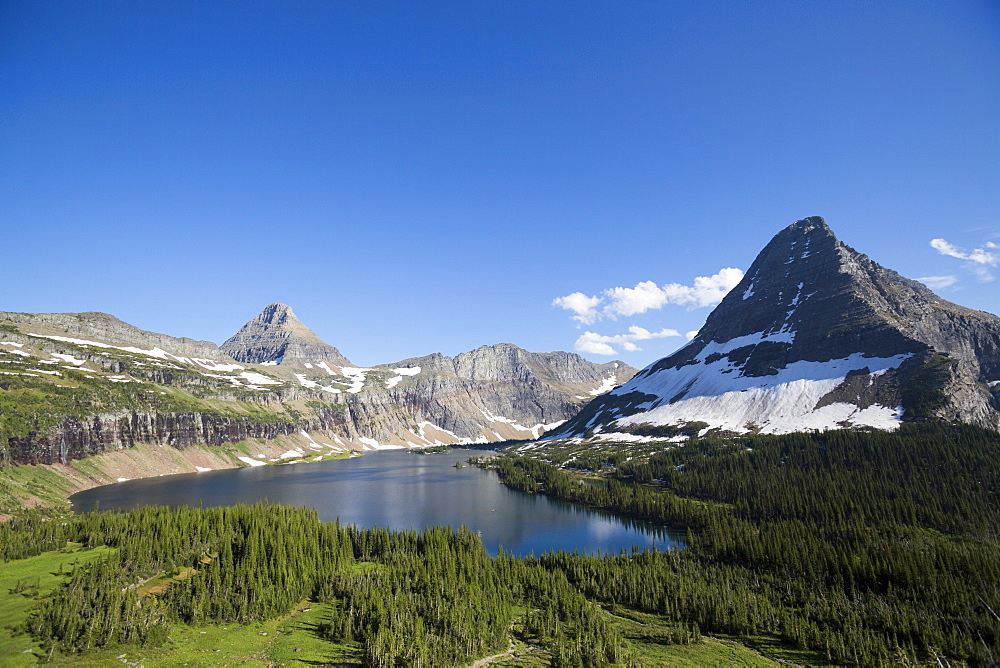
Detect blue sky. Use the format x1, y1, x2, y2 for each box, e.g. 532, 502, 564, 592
3, 1, 999, 368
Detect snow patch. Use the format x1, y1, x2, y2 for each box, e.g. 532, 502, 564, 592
28, 368, 62, 376
358, 436, 405, 451
51, 353, 87, 366
195, 466, 212, 472
340, 367, 371, 393
238, 456, 266, 467
393, 366, 421, 376
691, 330, 797, 362
742, 283, 755, 300
294, 373, 342, 393
240, 371, 280, 385
25, 333, 246, 372
588, 432, 663, 444
614, 352, 912, 435
588, 374, 619, 396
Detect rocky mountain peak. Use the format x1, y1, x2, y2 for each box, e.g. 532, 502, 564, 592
554, 217, 1000, 438
220, 304, 351, 366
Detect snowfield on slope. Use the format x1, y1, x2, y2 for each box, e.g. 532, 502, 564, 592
612, 351, 912, 435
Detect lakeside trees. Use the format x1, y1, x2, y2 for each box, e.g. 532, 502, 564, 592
487, 424, 1000, 664
1, 423, 998, 665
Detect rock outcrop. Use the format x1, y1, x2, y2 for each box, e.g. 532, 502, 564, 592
220, 303, 352, 366
0, 310, 224, 360
555, 217, 1000, 438
314, 344, 634, 445
1, 306, 636, 466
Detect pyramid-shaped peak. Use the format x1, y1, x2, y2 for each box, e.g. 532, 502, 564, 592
759, 216, 839, 258
258, 303, 297, 323
245, 303, 315, 338
221, 304, 351, 366
553, 216, 1000, 438
786, 216, 830, 234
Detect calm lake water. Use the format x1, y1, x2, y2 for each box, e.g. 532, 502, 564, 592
70, 449, 683, 556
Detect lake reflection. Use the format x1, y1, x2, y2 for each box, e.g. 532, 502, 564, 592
70, 450, 683, 556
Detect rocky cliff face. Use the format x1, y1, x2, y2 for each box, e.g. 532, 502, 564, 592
555, 217, 1000, 438
311, 343, 634, 445
220, 303, 352, 366
1, 306, 635, 466
6, 413, 305, 466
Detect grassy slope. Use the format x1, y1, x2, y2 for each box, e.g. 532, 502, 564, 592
0, 544, 110, 664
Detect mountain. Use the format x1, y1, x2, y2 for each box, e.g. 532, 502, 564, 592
220, 303, 352, 366
310, 343, 634, 445
554, 217, 1000, 439
0, 310, 223, 360
0, 307, 635, 474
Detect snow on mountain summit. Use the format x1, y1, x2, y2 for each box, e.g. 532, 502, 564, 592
553, 217, 1000, 438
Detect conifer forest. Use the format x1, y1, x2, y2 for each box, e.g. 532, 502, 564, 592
0, 423, 998, 665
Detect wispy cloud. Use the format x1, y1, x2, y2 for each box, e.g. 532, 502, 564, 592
574, 326, 681, 356
930, 238, 997, 282
916, 275, 958, 291
553, 267, 744, 325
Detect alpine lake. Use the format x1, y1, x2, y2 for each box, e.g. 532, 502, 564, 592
70, 448, 684, 556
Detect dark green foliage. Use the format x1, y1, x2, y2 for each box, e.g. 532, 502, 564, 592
6, 422, 999, 665
317, 526, 513, 665
900, 354, 954, 419
5, 503, 633, 666
486, 423, 1000, 665
26, 557, 170, 651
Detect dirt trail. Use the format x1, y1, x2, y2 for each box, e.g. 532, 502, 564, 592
469, 639, 515, 668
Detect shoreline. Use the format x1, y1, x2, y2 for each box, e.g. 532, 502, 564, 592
1, 431, 368, 511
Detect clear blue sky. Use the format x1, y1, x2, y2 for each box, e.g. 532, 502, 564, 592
3, 1, 999, 368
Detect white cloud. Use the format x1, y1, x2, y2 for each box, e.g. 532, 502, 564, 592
553, 267, 745, 325
574, 326, 681, 356
917, 275, 958, 291
685, 330, 699, 341
552, 292, 602, 325
603, 281, 669, 317
931, 238, 997, 265
930, 238, 997, 282
575, 334, 617, 356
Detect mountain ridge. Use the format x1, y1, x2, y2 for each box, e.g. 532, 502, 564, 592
554, 217, 1000, 438
0, 306, 636, 470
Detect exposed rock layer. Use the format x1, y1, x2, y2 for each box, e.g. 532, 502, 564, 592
556, 217, 1000, 437
1, 308, 635, 466
220, 303, 352, 366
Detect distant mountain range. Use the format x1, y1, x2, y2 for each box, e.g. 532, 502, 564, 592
4, 216, 999, 481
554, 217, 1000, 439
0, 304, 635, 467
